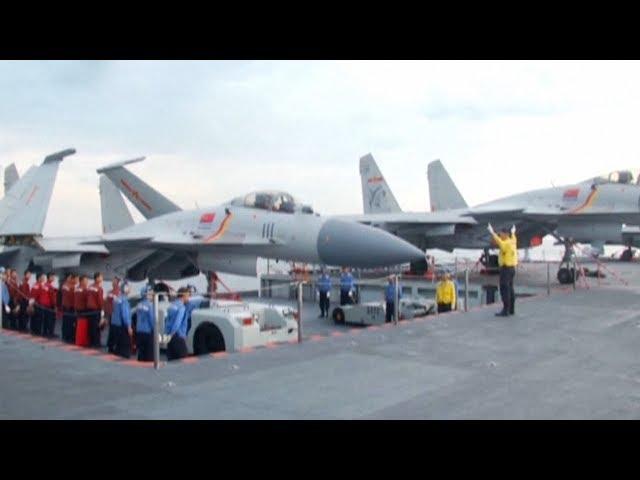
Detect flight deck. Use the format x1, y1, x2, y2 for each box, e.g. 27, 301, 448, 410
2, 259, 639, 419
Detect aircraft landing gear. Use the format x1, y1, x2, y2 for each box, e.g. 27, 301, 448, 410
620, 246, 635, 262
480, 247, 499, 275
557, 238, 577, 285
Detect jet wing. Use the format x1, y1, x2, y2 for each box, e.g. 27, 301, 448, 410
36, 236, 110, 254
339, 211, 477, 227
463, 208, 527, 221
80, 233, 281, 250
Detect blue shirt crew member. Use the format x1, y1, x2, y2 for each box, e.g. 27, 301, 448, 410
184, 294, 207, 336
339, 268, 355, 306
316, 270, 332, 318
384, 277, 402, 323
0, 267, 10, 328
114, 281, 132, 359
164, 287, 191, 361
135, 286, 155, 362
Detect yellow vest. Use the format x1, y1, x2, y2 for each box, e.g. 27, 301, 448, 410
492, 233, 518, 267
436, 280, 456, 306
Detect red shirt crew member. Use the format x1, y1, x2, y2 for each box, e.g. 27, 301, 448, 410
74, 276, 89, 314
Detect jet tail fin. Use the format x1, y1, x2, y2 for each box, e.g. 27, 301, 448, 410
427, 159, 468, 211
4, 164, 19, 195
99, 175, 135, 233
0, 148, 76, 236
97, 157, 182, 219
359, 153, 402, 214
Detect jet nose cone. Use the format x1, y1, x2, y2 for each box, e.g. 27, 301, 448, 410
317, 219, 425, 268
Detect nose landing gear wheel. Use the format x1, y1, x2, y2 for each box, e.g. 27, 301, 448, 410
332, 307, 345, 325
557, 267, 576, 285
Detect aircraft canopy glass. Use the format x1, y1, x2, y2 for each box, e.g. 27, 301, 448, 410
229, 191, 314, 214
590, 169, 640, 185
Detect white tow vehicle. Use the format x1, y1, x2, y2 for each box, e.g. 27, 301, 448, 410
156, 299, 298, 355
331, 296, 435, 326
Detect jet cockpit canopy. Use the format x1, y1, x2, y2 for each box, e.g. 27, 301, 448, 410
229, 190, 314, 214
588, 169, 640, 185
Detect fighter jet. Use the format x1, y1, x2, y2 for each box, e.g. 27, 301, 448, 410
345, 153, 640, 283
79, 158, 425, 279
1, 152, 424, 281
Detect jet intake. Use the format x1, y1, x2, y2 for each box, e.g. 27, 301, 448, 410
198, 253, 258, 277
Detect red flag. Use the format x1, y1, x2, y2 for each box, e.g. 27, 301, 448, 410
200, 212, 216, 223
563, 188, 579, 199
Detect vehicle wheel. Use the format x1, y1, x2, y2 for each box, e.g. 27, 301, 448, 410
620, 248, 634, 262
557, 267, 575, 284
193, 323, 225, 355
332, 307, 345, 325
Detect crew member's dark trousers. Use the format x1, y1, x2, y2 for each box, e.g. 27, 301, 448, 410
340, 290, 352, 306
437, 303, 452, 314
499, 266, 516, 314
42, 307, 55, 337
62, 308, 74, 342
1, 303, 8, 329
385, 301, 395, 322
18, 300, 29, 331
8, 300, 17, 329
115, 326, 131, 358
167, 334, 188, 361
107, 323, 118, 353
107, 325, 122, 354
136, 332, 153, 362
87, 311, 101, 348
31, 306, 43, 335
318, 291, 330, 316
70, 311, 79, 343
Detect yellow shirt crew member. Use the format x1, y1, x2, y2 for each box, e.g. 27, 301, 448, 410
435, 273, 456, 313
487, 223, 518, 317
491, 231, 518, 267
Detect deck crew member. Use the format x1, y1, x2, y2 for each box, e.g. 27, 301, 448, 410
60, 273, 74, 342
135, 286, 155, 362
18, 270, 31, 332
339, 267, 355, 306
43, 272, 58, 337
0, 267, 10, 328
164, 287, 191, 361
435, 272, 457, 313
29, 273, 49, 336
74, 275, 89, 341
384, 276, 402, 323
7, 269, 19, 329
105, 276, 121, 354
114, 281, 132, 358
488, 223, 518, 317
184, 286, 207, 336
316, 269, 332, 318
86, 272, 104, 348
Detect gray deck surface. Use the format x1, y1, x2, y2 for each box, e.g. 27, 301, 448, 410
2, 261, 640, 419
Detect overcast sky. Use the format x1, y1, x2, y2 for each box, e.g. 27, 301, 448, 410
2, 60, 640, 237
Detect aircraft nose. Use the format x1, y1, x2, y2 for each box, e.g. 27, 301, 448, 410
317, 219, 425, 268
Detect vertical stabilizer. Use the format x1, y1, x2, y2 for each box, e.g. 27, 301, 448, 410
99, 175, 135, 233
427, 159, 468, 211
359, 153, 402, 214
